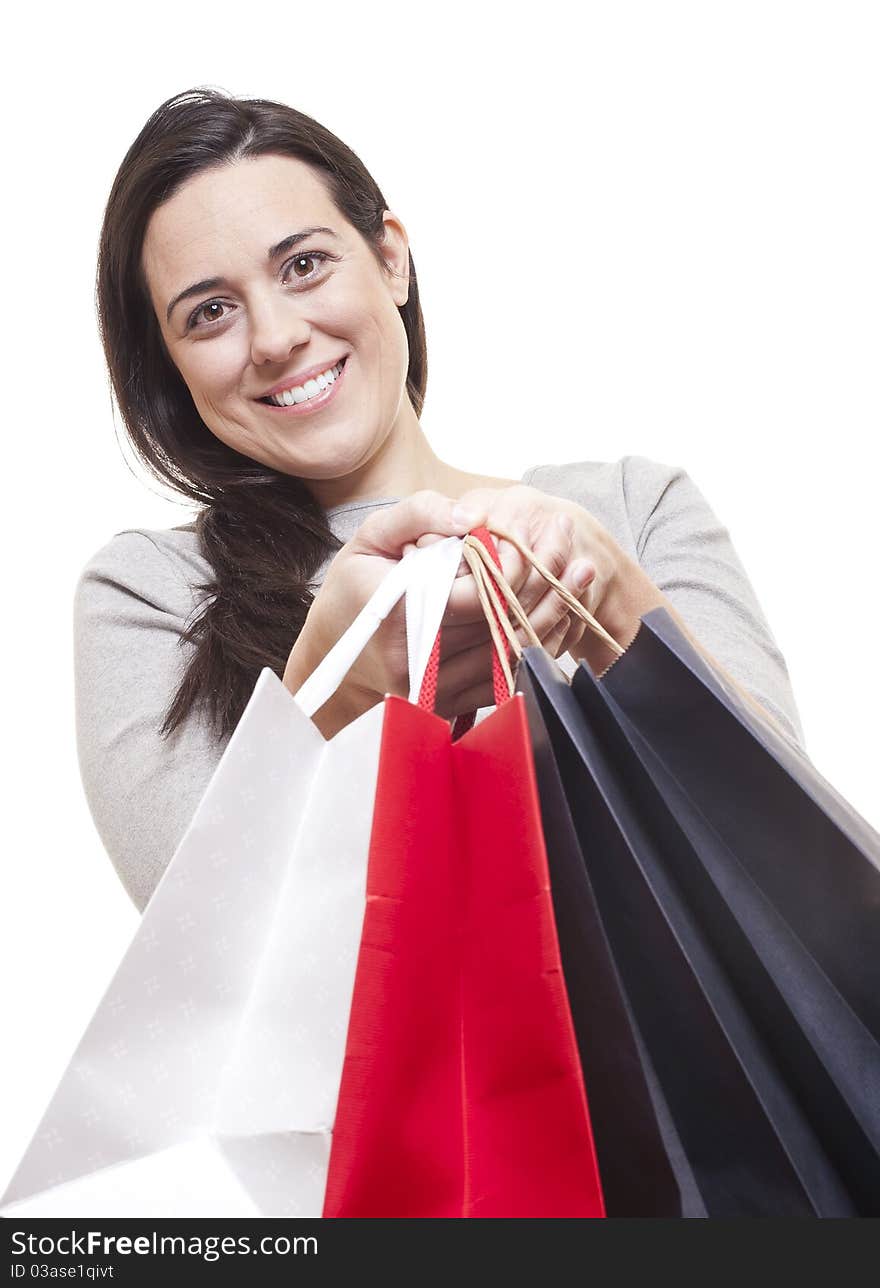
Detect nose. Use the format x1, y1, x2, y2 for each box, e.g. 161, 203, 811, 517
249, 294, 312, 367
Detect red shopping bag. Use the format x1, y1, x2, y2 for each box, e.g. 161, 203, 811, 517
323, 530, 605, 1218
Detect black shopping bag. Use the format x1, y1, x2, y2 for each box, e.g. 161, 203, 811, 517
521, 613, 880, 1216
520, 666, 682, 1216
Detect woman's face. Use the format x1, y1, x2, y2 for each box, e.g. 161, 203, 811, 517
141, 154, 413, 484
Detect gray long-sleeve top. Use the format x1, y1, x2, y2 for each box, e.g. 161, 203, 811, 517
73, 455, 806, 913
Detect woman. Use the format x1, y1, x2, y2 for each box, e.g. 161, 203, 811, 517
76, 86, 805, 913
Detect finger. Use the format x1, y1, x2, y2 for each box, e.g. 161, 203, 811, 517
434, 680, 498, 721
353, 490, 485, 558
402, 535, 469, 580
436, 684, 500, 720
407, 532, 473, 582
445, 652, 524, 717
517, 559, 595, 648
507, 511, 574, 616
525, 556, 595, 632
451, 514, 551, 622
492, 520, 532, 594
438, 596, 525, 664
444, 561, 508, 625
434, 638, 508, 718
554, 565, 597, 657
540, 609, 573, 657
442, 543, 585, 644
442, 513, 578, 630
556, 613, 588, 659
438, 616, 494, 659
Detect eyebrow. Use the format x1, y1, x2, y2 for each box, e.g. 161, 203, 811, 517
165, 226, 339, 324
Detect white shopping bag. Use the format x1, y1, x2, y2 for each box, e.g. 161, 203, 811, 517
1, 537, 466, 1218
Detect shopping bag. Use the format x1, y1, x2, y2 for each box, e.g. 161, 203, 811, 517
322, 530, 605, 1217
584, 607, 880, 1211
517, 662, 683, 1216
1, 536, 465, 1218
521, 608, 880, 1216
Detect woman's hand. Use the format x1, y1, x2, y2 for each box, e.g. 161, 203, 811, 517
411, 483, 669, 676
430, 500, 606, 715
282, 490, 495, 734
283, 486, 596, 730
436, 484, 793, 743
283, 483, 670, 737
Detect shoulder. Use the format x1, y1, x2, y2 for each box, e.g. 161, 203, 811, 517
521, 455, 691, 553
74, 522, 214, 622
522, 454, 687, 504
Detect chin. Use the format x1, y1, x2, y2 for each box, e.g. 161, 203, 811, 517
285, 442, 382, 483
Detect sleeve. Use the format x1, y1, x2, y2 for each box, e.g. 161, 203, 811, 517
73, 532, 231, 913
622, 456, 808, 753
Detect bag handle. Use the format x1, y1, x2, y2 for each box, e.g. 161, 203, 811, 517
293, 535, 465, 719
293, 521, 626, 725
416, 528, 512, 735
443, 526, 627, 737
470, 525, 626, 659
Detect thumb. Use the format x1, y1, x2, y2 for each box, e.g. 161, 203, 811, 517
353, 491, 486, 559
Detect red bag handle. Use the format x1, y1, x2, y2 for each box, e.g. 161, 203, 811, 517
416, 527, 512, 736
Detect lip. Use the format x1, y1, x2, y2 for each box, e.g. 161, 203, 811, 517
256, 355, 349, 400
256, 355, 348, 417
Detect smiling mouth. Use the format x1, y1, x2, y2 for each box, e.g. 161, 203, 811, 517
257, 356, 348, 407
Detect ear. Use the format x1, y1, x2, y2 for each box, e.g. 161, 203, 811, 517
379, 211, 411, 307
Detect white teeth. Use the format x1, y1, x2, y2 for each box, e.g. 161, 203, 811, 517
267, 361, 343, 406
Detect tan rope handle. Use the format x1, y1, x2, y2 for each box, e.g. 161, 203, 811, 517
466, 550, 525, 662
463, 533, 587, 696
459, 542, 517, 698
463, 536, 542, 650
474, 524, 626, 658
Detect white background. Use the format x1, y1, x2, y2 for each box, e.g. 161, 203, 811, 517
2, 1, 878, 1194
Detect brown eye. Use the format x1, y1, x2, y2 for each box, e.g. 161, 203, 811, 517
292, 254, 318, 277
186, 299, 230, 331
185, 251, 333, 332
283, 251, 330, 284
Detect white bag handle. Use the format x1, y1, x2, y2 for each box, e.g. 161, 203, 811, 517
292, 536, 464, 718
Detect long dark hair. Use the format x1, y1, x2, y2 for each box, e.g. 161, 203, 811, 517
95, 86, 429, 740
